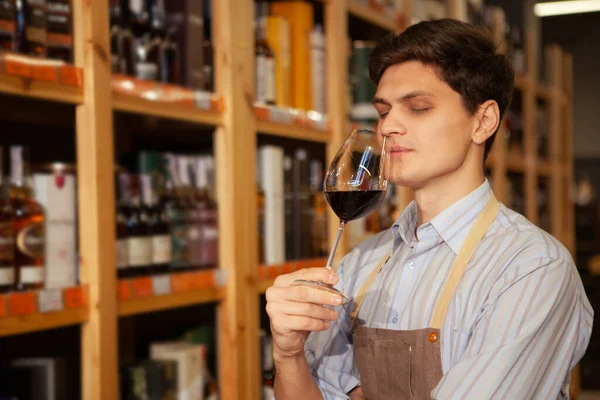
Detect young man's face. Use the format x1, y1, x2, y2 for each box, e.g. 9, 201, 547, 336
373, 61, 478, 189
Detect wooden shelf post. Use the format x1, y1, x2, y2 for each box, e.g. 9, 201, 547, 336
563, 53, 575, 254
524, 29, 539, 223
546, 45, 564, 241
73, 0, 119, 399
489, 7, 508, 203
212, 0, 260, 398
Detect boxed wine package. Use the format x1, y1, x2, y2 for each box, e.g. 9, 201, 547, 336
151, 341, 205, 400
33, 164, 77, 289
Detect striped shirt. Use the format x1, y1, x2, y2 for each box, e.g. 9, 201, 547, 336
304, 180, 593, 400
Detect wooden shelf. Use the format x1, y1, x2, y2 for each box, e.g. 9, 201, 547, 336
348, 2, 399, 32
258, 279, 274, 294
257, 120, 330, 143
118, 286, 225, 317
0, 286, 89, 337
112, 92, 222, 126
0, 307, 88, 337
0, 71, 83, 104
113, 92, 223, 126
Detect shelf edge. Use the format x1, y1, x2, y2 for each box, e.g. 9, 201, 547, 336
118, 287, 226, 317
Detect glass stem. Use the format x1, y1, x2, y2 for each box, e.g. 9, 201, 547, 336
325, 221, 346, 270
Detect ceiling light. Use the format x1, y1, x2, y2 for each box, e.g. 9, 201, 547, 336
534, 0, 600, 17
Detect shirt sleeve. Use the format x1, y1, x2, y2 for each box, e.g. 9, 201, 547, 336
304, 252, 361, 400
432, 254, 594, 400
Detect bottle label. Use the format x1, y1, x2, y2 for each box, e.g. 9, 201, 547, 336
20, 266, 44, 284
199, 225, 218, 266
0, 268, 14, 285
188, 218, 203, 266
116, 239, 129, 269
0, 0, 15, 36
26, 26, 47, 44
17, 222, 45, 259
265, 56, 276, 104
202, 226, 218, 241
0, 221, 14, 262
25, 1, 47, 44
169, 209, 189, 268
47, 1, 72, 47
256, 55, 268, 103
152, 235, 172, 265
127, 237, 152, 267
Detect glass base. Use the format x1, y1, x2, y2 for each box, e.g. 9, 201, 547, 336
291, 279, 350, 305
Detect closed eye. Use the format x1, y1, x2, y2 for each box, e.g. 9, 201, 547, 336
411, 108, 430, 113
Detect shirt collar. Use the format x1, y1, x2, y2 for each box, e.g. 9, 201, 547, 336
392, 179, 493, 255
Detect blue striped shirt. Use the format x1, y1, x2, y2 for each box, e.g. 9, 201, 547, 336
304, 180, 593, 399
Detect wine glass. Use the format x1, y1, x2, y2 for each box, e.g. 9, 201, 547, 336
292, 129, 388, 304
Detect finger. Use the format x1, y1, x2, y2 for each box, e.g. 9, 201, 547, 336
272, 314, 331, 332
282, 285, 343, 306
266, 286, 342, 307
273, 267, 338, 288
267, 301, 339, 321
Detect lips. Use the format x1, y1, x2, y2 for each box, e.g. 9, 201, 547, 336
388, 146, 413, 156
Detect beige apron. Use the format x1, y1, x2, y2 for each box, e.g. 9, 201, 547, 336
350, 195, 499, 399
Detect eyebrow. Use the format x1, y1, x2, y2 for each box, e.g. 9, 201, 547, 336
372, 90, 434, 105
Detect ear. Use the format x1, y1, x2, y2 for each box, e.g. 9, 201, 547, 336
472, 100, 500, 145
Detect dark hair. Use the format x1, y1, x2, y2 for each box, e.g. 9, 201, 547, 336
368, 19, 514, 161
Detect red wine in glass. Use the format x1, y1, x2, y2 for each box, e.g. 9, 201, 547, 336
325, 190, 387, 222
292, 129, 388, 305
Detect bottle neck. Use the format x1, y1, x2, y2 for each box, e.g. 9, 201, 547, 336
10, 147, 30, 190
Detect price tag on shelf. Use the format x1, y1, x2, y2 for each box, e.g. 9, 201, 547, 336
215, 269, 227, 287
64, 286, 86, 309
39, 289, 64, 313
188, 272, 203, 290
268, 265, 282, 280
5, 59, 32, 77
118, 280, 132, 301
9, 292, 37, 316
152, 275, 171, 296
32, 65, 57, 82
59, 65, 82, 87
132, 277, 153, 298
171, 273, 190, 293
197, 270, 215, 289
258, 266, 269, 280
0, 295, 6, 318
193, 91, 211, 110
269, 107, 294, 124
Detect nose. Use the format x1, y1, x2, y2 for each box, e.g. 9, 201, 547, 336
378, 111, 406, 137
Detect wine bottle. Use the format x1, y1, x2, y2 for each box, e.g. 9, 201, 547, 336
116, 171, 130, 279
16, 0, 47, 58
0, 0, 17, 52
255, 2, 275, 105
125, 173, 152, 277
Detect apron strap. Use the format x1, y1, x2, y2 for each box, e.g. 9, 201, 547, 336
350, 250, 392, 330
429, 195, 499, 329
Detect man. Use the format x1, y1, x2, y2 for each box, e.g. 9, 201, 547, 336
265, 19, 593, 399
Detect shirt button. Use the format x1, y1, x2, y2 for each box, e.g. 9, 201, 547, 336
428, 332, 438, 343
408, 262, 416, 270
392, 317, 398, 324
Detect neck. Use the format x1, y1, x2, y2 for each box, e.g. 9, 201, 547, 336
414, 163, 485, 227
